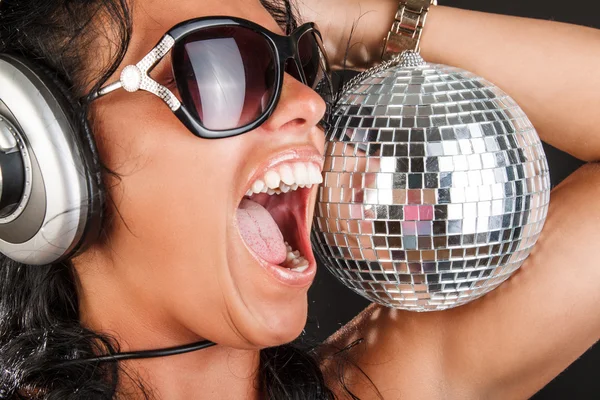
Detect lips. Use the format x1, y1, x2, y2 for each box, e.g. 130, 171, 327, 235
234, 149, 323, 286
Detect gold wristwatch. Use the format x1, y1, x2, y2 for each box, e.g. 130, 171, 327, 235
381, 0, 437, 60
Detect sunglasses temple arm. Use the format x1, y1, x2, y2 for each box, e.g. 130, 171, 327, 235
86, 81, 123, 102
85, 35, 175, 104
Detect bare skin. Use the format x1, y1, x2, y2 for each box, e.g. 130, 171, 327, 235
74, 0, 600, 398
303, 3, 600, 399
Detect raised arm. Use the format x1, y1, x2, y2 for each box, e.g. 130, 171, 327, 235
302, 3, 600, 399
420, 7, 600, 163
303, 3, 600, 161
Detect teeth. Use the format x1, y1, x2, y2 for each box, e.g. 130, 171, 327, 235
252, 180, 265, 194
245, 162, 323, 198
293, 163, 308, 186
291, 264, 309, 273
307, 164, 323, 184
279, 165, 295, 186
265, 170, 281, 189
282, 241, 310, 273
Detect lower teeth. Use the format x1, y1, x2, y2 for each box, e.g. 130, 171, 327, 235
282, 242, 309, 273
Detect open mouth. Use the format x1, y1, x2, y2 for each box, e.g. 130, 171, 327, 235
236, 161, 322, 277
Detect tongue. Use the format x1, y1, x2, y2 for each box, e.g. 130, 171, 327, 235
236, 199, 287, 265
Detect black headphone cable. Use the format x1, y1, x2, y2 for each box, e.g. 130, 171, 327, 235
57, 340, 216, 367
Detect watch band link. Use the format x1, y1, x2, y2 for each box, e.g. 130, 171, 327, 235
381, 0, 437, 61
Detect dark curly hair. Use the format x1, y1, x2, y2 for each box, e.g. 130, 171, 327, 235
0, 0, 342, 398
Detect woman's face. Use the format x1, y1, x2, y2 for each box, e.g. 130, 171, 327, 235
79, 0, 326, 349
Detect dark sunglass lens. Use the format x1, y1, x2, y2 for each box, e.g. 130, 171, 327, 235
297, 31, 323, 89
173, 26, 277, 131
297, 30, 333, 117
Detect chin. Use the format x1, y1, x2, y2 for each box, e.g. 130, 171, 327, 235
249, 297, 310, 347
214, 268, 311, 349
221, 148, 325, 348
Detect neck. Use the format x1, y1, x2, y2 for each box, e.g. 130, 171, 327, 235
80, 282, 261, 399
74, 254, 261, 399
118, 346, 261, 400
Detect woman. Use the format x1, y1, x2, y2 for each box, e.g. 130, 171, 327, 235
0, 0, 598, 398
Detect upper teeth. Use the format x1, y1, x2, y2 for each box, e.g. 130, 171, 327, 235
245, 162, 323, 196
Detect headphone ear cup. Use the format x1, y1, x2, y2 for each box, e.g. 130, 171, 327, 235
0, 55, 104, 265
36, 61, 106, 258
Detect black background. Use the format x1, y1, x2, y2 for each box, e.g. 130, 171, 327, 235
306, 1, 599, 398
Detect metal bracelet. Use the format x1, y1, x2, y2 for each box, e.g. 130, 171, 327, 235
381, 0, 437, 61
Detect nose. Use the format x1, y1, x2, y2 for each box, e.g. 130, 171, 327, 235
260, 73, 327, 134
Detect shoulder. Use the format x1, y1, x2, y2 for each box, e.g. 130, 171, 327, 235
316, 305, 473, 400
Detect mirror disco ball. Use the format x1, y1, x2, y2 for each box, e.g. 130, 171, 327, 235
312, 53, 551, 311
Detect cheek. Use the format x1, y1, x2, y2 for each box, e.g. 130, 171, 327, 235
96, 104, 242, 267
130, 144, 232, 243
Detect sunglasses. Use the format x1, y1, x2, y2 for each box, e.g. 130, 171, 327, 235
89, 16, 333, 139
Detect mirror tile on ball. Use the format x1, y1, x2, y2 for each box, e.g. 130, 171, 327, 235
312, 53, 551, 311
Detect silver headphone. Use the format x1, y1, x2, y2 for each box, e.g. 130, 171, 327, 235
0, 55, 103, 265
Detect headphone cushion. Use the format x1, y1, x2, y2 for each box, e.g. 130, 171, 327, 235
31, 62, 106, 254
0, 55, 104, 264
